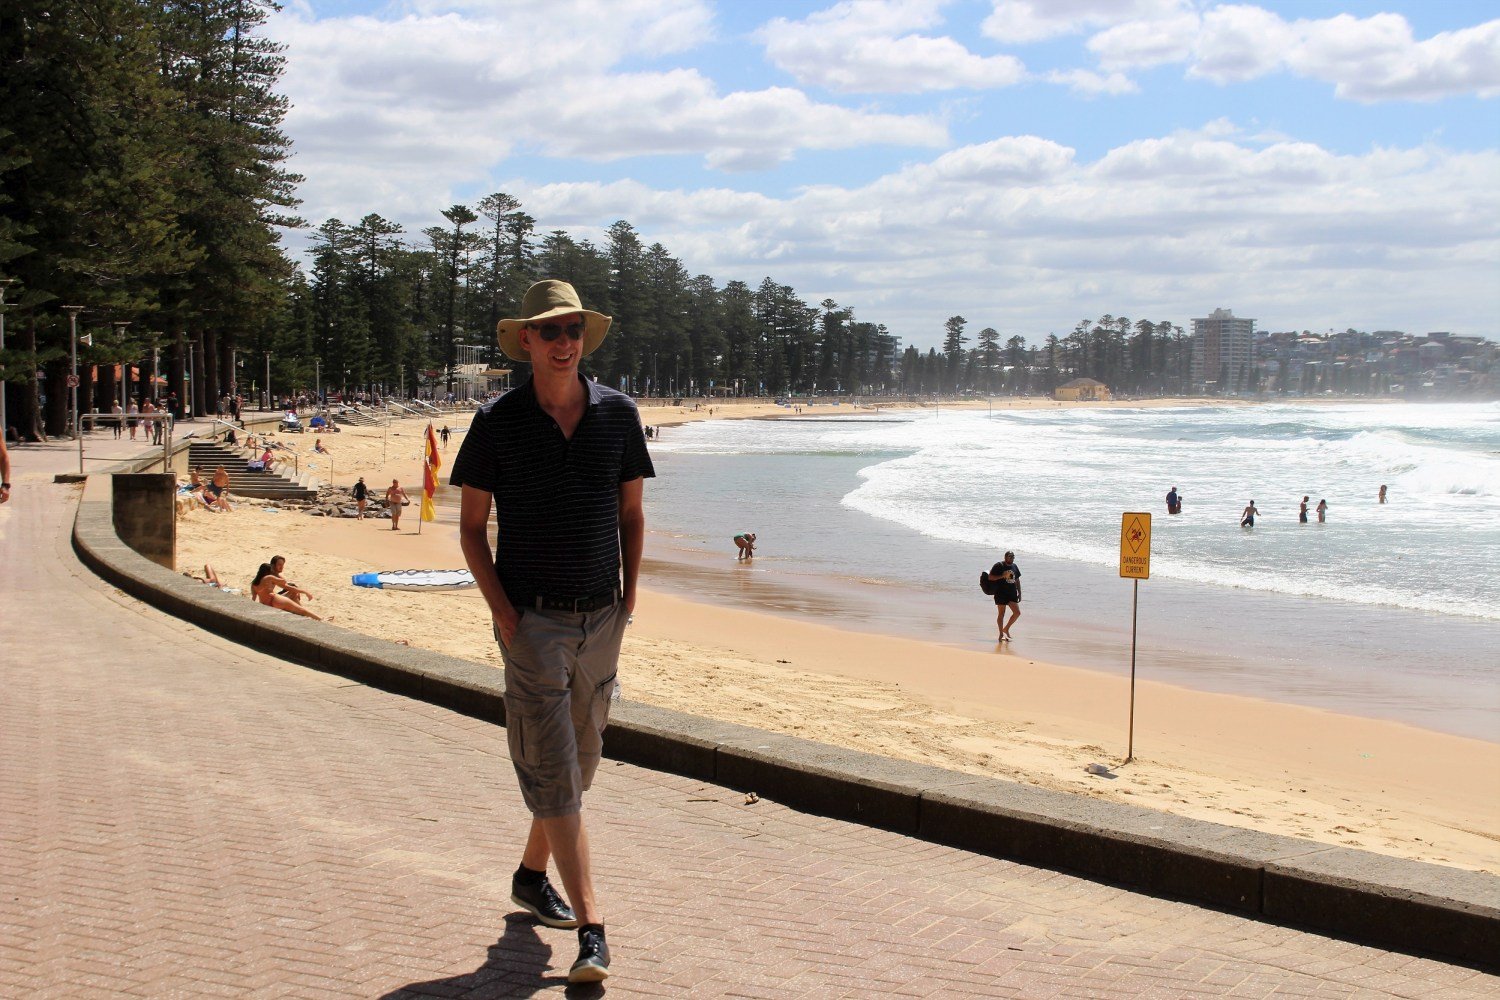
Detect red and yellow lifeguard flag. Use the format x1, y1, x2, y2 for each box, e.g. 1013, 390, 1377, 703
421, 422, 441, 522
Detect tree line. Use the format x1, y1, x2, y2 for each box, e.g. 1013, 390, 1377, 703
3, 3, 1204, 442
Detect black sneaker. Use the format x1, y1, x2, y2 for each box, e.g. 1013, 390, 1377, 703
510, 872, 578, 928
568, 926, 610, 984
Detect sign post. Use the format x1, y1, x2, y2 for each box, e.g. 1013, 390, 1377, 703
1119, 512, 1152, 762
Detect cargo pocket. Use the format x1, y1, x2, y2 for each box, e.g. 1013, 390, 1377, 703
591, 672, 618, 733
504, 692, 545, 770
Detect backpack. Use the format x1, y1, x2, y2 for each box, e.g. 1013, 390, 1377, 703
979, 570, 996, 596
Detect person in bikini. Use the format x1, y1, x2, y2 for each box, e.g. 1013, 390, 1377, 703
251, 559, 327, 620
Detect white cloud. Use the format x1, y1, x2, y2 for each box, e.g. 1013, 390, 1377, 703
760, 0, 1025, 93
1086, 5, 1500, 102
516, 127, 1499, 342
1189, 5, 1308, 84
1293, 15, 1500, 101
982, 0, 1190, 44
264, 2, 1500, 342
1086, 12, 1200, 71
1045, 68, 1138, 96
270, 0, 949, 215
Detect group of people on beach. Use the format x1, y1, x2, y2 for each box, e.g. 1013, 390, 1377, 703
1165, 485, 1385, 527
180, 466, 233, 512
351, 476, 411, 529
1237, 488, 1388, 527
250, 555, 329, 621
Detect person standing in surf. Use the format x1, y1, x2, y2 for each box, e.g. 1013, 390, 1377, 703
1299, 495, 1310, 523
1317, 498, 1328, 523
1241, 500, 1259, 527
1166, 486, 1181, 515
453, 279, 654, 985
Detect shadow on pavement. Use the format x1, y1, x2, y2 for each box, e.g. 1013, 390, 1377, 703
378, 914, 605, 998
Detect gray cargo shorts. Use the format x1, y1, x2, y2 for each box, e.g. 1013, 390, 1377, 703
495, 600, 627, 818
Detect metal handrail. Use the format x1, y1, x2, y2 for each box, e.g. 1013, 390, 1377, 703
78, 410, 174, 474
385, 400, 425, 420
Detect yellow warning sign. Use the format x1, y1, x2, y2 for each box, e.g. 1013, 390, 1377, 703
1119, 512, 1152, 579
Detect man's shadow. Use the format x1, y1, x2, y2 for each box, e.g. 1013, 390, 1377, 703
379, 914, 604, 999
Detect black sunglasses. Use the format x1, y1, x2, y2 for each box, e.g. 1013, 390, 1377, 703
530, 320, 586, 342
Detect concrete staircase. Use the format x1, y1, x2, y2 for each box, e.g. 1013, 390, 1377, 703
332, 408, 381, 428
186, 442, 317, 501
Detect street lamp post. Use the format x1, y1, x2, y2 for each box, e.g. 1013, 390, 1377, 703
315, 358, 321, 408
114, 322, 131, 412
264, 352, 271, 411
63, 306, 84, 441
0, 279, 15, 434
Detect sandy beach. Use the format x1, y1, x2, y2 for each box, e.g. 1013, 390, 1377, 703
175, 406, 1500, 874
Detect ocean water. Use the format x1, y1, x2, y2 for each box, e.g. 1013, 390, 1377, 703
639, 403, 1500, 741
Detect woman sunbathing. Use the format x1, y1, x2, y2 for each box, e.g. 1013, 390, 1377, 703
250, 563, 328, 620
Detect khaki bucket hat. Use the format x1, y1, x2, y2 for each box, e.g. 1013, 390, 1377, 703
496, 279, 612, 362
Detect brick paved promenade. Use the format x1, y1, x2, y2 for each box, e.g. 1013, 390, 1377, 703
2, 459, 1497, 997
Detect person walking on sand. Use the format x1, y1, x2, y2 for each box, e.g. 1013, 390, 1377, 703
734, 531, 756, 560
1240, 500, 1259, 528
0, 434, 11, 504
988, 551, 1022, 641
440, 425, 450, 449
1166, 486, 1181, 515
453, 278, 654, 984
1379, 484, 1388, 504
385, 479, 409, 531
353, 476, 368, 519
1299, 495, 1310, 524
1317, 498, 1328, 523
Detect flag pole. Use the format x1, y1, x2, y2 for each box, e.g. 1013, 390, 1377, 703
417, 423, 426, 536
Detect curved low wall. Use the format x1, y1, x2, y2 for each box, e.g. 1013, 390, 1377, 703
70, 472, 1500, 969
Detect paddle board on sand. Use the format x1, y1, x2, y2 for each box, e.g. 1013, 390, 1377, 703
351, 569, 476, 591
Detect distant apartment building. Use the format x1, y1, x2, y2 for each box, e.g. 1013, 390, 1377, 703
1190, 308, 1256, 391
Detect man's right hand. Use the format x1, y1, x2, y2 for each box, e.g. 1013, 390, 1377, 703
494, 606, 522, 646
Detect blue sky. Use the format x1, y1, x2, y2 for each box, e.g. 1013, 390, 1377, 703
268, 0, 1500, 349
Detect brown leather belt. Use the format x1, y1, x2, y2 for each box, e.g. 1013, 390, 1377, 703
521, 586, 619, 614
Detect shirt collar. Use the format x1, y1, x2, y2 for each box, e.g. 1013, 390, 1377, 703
518, 373, 602, 411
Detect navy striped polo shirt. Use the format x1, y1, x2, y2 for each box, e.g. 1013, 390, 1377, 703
449, 376, 655, 603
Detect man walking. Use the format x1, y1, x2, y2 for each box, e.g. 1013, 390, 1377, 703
453, 279, 653, 984
384, 479, 408, 531
988, 550, 1022, 641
